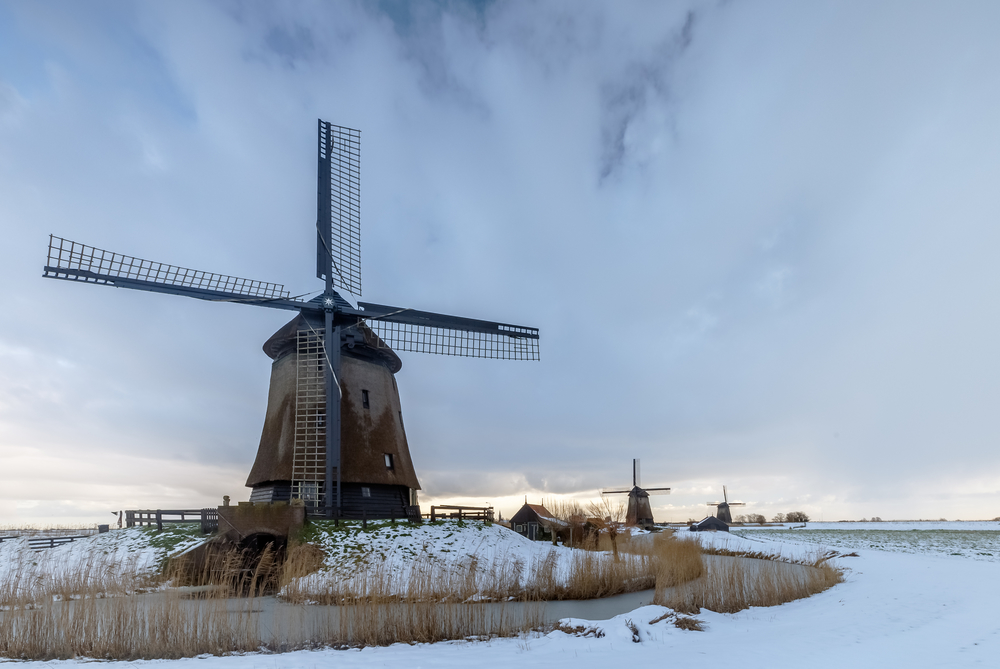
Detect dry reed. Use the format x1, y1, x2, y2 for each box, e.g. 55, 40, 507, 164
0, 545, 275, 660
0, 524, 836, 659
658, 554, 843, 614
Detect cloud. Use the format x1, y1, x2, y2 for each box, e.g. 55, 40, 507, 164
2, 1, 1000, 525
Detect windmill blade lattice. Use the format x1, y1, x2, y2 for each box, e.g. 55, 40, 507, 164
360, 303, 540, 360
316, 121, 361, 296
44, 235, 294, 304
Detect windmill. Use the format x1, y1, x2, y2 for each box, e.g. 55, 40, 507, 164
43, 119, 540, 520
600, 459, 670, 529
707, 486, 745, 523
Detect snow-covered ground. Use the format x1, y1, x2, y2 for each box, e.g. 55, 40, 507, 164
733, 521, 1000, 561
0, 524, 208, 598
290, 519, 583, 597
5, 522, 999, 666
304, 518, 574, 573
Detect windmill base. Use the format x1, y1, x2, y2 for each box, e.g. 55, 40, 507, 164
249, 481, 419, 520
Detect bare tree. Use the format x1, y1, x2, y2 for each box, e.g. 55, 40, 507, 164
587, 497, 626, 561
772, 512, 786, 523
785, 511, 810, 523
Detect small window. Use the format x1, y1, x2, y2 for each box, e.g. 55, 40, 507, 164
362, 389, 370, 409
361, 486, 371, 498
384, 453, 394, 470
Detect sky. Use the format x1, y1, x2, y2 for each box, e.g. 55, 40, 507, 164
2, 0, 1000, 526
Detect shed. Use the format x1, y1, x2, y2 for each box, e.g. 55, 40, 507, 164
510, 502, 567, 542
689, 516, 730, 532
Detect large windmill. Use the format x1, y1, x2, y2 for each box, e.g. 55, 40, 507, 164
600, 459, 670, 529
43, 119, 540, 519
707, 486, 745, 523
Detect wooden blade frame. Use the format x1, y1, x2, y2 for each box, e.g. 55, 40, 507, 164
316, 121, 361, 297
359, 302, 540, 360
44, 235, 294, 304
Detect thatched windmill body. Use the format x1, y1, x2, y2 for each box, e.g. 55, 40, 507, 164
43, 120, 540, 519
707, 486, 745, 523
601, 459, 670, 530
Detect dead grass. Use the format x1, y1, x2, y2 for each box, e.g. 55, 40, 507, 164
0, 541, 543, 659
658, 554, 843, 614
0, 545, 275, 660
0, 527, 839, 659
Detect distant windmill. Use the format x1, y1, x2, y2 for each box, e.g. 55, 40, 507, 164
42, 119, 541, 520
601, 459, 670, 529
707, 486, 745, 523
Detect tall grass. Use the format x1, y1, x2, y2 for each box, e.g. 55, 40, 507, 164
658, 554, 843, 614
0, 541, 544, 659
0, 545, 274, 660
0, 526, 839, 659
0, 542, 154, 605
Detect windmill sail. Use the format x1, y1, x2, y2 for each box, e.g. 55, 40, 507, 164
44, 236, 300, 308
45, 119, 539, 521
358, 302, 540, 360
316, 121, 362, 296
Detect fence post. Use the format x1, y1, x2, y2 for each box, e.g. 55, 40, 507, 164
156, 510, 162, 532
431, 506, 436, 522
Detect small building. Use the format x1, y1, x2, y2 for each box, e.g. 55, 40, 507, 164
510, 502, 567, 541
689, 516, 730, 532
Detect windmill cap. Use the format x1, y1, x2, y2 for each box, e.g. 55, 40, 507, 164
262, 314, 403, 373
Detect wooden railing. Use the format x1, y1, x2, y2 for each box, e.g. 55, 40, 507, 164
429, 505, 494, 523
125, 509, 218, 533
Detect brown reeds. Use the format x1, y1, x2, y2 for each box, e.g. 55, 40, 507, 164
0, 543, 278, 660
0, 523, 837, 659
658, 554, 843, 614
0, 539, 545, 659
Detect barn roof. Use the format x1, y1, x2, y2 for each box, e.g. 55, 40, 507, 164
510, 502, 567, 530
689, 516, 730, 532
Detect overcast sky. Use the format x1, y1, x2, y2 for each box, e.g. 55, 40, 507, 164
2, 0, 1000, 526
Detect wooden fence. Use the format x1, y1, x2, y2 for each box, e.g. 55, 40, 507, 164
429, 505, 494, 523
125, 509, 218, 533
0, 534, 93, 549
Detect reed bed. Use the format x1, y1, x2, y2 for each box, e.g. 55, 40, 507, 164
0, 546, 274, 660
0, 544, 155, 606
658, 554, 843, 614
0, 525, 839, 659
0, 542, 543, 660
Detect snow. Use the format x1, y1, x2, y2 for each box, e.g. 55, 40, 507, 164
733, 521, 1000, 561
0, 525, 208, 598
289, 519, 585, 597
5, 522, 1000, 666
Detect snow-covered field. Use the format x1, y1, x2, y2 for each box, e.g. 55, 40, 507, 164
290, 519, 583, 597
732, 521, 1000, 562
4, 522, 999, 667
